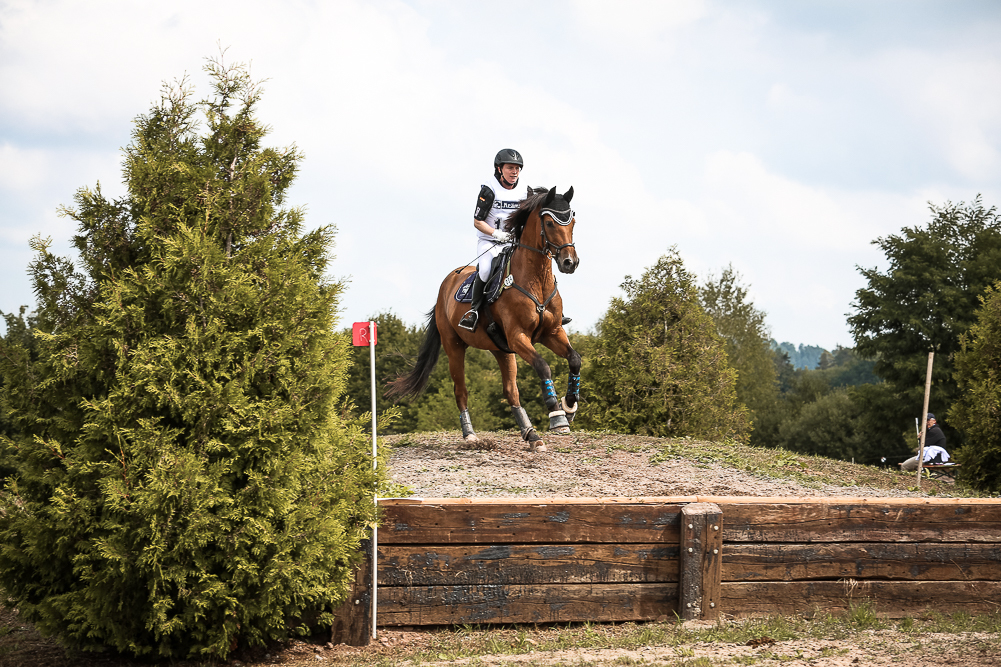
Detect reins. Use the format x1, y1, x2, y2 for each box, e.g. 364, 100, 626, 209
508, 206, 573, 321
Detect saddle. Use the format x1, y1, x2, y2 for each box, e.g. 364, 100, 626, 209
455, 246, 514, 304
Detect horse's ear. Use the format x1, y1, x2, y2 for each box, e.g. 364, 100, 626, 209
564, 186, 574, 204
544, 188, 556, 206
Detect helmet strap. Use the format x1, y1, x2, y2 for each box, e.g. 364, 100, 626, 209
495, 170, 519, 190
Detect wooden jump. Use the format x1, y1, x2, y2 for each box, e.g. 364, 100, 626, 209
331, 496, 1001, 644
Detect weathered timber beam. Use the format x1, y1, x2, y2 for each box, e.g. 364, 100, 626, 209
722, 580, 1001, 618
379, 543, 680, 586
723, 543, 1001, 582
679, 503, 723, 621
381, 502, 684, 544
720, 503, 1001, 543
382, 497, 1001, 506
377, 582, 678, 626
330, 538, 372, 646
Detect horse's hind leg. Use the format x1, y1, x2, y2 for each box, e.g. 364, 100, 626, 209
442, 329, 479, 444
491, 350, 546, 452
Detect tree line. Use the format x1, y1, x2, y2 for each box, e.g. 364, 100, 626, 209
347, 199, 1001, 493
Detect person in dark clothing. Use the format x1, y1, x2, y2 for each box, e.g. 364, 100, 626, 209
901, 413, 950, 471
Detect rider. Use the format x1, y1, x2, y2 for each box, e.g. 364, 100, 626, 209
458, 148, 529, 332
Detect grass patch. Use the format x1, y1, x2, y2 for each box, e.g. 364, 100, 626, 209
643, 435, 985, 496
369, 605, 1001, 666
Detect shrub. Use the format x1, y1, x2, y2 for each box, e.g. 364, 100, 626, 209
579, 249, 749, 441
949, 282, 1001, 492
0, 58, 381, 658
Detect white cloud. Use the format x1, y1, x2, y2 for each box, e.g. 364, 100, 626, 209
766, 82, 820, 113
570, 0, 708, 53
868, 47, 1001, 182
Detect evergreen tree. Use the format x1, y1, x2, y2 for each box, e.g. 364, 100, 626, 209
0, 59, 381, 658
579, 250, 750, 441
949, 282, 1001, 491
699, 266, 779, 443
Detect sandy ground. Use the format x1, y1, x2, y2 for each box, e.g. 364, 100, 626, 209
386, 430, 929, 499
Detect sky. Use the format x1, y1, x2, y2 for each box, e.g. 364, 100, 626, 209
2, 0, 1000, 350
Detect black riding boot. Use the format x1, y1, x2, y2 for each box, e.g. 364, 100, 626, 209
458, 274, 486, 331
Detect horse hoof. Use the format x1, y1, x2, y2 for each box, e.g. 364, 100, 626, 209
529, 441, 547, 453
464, 433, 481, 444
548, 410, 570, 432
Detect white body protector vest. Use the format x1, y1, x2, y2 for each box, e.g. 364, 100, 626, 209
475, 175, 528, 279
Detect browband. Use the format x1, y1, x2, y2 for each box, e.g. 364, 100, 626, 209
540, 208, 574, 226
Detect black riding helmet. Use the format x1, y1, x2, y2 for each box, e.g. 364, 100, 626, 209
494, 148, 523, 170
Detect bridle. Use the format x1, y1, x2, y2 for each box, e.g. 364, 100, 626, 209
508, 205, 576, 318
517, 206, 576, 258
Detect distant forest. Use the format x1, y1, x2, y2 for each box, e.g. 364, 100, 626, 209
771, 341, 827, 370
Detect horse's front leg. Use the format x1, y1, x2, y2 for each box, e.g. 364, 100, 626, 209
508, 333, 570, 437
541, 328, 582, 425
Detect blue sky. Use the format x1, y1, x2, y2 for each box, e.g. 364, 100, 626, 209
2, 0, 1000, 349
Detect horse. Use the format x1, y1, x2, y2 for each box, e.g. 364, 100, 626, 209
387, 186, 581, 452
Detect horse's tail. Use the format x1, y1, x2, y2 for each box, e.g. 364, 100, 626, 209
385, 307, 441, 400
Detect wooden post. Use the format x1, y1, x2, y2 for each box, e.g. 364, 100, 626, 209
917, 351, 934, 491
330, 539, 373, 646
679, 503, 723, 621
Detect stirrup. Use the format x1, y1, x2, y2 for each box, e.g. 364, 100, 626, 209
561, 316, 572, 325
458, 310, 479, 332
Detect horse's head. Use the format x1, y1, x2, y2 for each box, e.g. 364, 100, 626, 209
507, 186, 579, 274
539, 186, 578, 274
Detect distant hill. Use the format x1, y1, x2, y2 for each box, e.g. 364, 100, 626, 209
771, 340, 827, 370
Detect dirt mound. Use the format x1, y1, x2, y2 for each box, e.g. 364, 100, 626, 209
386, 430, 937, 500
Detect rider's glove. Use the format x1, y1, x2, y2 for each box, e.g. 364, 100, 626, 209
492, 229, 512, 243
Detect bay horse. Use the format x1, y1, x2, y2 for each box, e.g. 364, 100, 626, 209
387, 187, 581, 451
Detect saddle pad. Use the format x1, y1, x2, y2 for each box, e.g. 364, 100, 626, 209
454, 269, 508, 303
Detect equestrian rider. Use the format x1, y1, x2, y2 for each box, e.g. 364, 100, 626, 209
458, 148, 529, 331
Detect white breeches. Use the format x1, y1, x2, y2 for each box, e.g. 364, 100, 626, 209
476, 238, 503, 281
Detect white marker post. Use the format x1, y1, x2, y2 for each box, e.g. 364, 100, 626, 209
351, 320, 379, 640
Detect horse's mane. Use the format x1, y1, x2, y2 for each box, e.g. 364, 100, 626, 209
504, 187, 551, 240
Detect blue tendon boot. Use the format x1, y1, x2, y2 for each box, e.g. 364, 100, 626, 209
542, 378, 570, 433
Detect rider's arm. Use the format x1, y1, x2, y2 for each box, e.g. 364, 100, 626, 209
474, 218, 496, 236
473, 185, 495, 237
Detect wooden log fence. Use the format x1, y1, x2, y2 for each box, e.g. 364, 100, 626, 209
332, 496, 1001, 644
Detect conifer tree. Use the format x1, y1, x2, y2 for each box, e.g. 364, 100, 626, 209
949, 283, 1001, 492
0, 57, 381, 658
699, 266, 779, 444
580, 249, 750, 441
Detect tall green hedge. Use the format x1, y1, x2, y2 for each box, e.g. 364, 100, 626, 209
0, 58, 381, 658
579, 249, 750, 442
950, 282, 1001, 492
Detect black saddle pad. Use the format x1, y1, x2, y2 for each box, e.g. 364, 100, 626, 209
455, 269, 507, 303
455, 248, 513, 303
